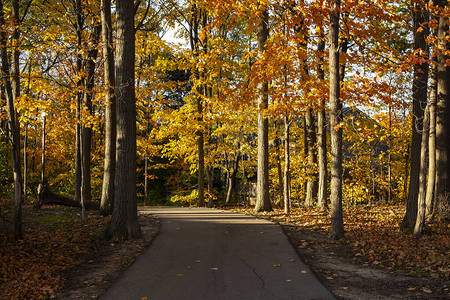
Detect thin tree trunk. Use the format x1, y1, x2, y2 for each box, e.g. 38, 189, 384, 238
40, 115, 46, 186
103, 0, 141, 239
207, 165, 214, 207
74, 0, 83, 201
100, 0, 116, 216
274, 137, 284, 206
254, 5, 272, 213
426, 59, 437, 218
284, 116, 290, 214
23, 123, 27, 203
81, 23, 100, 220
226, 153, 240, 204
317, 23, 327, 209
305, 108, 318, 206
414, 105, 430, 238
402, 3, 429, 230
328, 0, 344, 240
0, 0, 22, 239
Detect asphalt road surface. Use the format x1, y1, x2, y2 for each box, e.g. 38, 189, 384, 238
102, 207, 336, 300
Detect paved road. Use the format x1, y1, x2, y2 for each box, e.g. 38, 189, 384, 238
102, 207, 336, 300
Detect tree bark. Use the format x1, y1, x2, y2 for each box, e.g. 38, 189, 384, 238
414, 105, 430, 238
100, 0, 116, 216
225, 152, 240, 204
206, 165, 214, 207
103, 0, 141, 239
254, 5, 272, 213
0, 0, 22, 239
37, 184, 99, 210
284, 116, 291, 214
402, 2, 429, 230
305, 108, 318, 206
274, 137, 284, 206
317, 23, 327, 209
426, 58, 437, 218
81, 22, 100, 220
328, 0, 344, 240
434, 0, 450, 214
74, 0, 83, 201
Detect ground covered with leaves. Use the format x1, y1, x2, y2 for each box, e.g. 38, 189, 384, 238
229, 204, 450, 299
0, 205, 159, 300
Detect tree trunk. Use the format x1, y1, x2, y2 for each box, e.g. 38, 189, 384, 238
274, 137, 284, 206
414, 105, 430, 238
434, 0, 450, 214
402, 3, 429, 230
426, 58, 437, 218
254, 6, 272, 213
103, 0, 141, 239
40, 115, 46, 187
0, 0, 22, 239
206, 165, 214, 207
81, 23, 100, 219
37, 184, 99, 210
317, 23, 327, 209
284, 116, 291, 214
100, 0, 116, 216
74, 0, 83, 201
226, 152, 240, 204
305, 108, 318, 206
23, 123, 27, 204
328, 0, 344, 240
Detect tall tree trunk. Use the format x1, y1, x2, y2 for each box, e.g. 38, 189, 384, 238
0, 0, 22, 239
305, 108, 318, 206
414, 105, 430, 238
100, 0, 116, 216
23, 123, 27, 203
81, 23, 100, 219
74, 0, 83, 201
103, 0, 141, 239
254, 5, 272, 213
40, 115, 46, 187
283, 116, 291, 214
402, 3, 429, 230
434, 0, 450, 214
317, 23, 327, 209
328, 0, 344, 240
426, 58, 437, 218
190, 3, 205, 207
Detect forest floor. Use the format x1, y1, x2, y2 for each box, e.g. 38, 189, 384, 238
0, 205, 160, 299
0, 204, 449, 299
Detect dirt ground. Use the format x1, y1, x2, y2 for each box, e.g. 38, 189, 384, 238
282, 225, 449, 299
54, 212, 160, 300
54, 209, 449, 300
